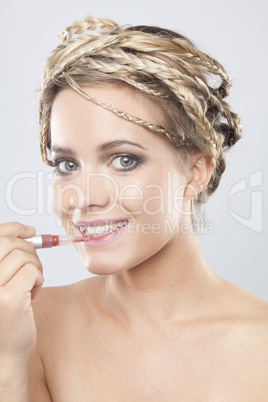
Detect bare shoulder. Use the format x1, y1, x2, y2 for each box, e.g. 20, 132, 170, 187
32, 275, 100, 308
29, 276, 101, 400
198, 279, 268, 399
31, 276, 101, 334
219, 279, 268, 358
221, 278, 268, 321
222, 280, 268, 392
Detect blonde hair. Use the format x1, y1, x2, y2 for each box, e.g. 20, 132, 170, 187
38, 16, 242, 208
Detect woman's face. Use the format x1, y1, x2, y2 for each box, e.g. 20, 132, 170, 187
50, 86, 190, 275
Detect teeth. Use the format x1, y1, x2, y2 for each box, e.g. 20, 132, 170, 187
79, 225, 87, 232
78, 220, 128, 237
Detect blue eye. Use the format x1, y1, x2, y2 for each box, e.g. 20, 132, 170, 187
111, 154, 139, 171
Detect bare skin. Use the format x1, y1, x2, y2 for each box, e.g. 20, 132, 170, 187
30, 275, 268, 401
29, 87, 268, 401
1, 86, 267, 401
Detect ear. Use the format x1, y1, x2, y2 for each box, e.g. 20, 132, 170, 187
183, 154, 214, 199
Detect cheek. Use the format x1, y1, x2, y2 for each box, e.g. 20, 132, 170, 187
119, 169, 186, 220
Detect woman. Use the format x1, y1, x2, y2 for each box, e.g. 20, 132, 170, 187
0, 16, 267, 401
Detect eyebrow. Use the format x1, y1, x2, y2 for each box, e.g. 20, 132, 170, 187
97, 140, 148, 152
50, 140, 148, 155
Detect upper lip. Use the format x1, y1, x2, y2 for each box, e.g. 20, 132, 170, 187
73, 218, 129, 227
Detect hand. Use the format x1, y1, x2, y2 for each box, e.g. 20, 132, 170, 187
0, 222, 44, 369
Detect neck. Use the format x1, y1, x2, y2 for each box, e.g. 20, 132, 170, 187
102, 233, 224, 332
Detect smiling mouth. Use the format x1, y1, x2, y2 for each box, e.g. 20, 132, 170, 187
77, 220, 128, 237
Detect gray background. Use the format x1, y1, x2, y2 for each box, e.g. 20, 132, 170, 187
1, 0, 267, 298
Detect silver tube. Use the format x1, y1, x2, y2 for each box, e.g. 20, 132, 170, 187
25, 235, 43, 248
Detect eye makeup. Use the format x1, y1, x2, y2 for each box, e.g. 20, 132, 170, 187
108, 152, 142, 172
51, 152, 144, 176
52, 158, 79, 176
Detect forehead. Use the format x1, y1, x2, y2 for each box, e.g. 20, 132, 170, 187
50, 86, 170, 150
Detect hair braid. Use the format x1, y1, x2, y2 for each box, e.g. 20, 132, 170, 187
38, 16, 242, 209
59, 17, 120, 43
39, 103, 53, 166
61, 72, 186, 147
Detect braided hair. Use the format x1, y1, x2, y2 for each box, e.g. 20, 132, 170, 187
39, 16, 242, 206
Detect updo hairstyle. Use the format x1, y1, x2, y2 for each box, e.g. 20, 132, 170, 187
39, 16, 242, 208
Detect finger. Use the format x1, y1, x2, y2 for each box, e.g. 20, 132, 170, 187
0, 249, 42, 286
0, 237, 38, 263
0, 222, 35, 239
6, 263, 44, 293
31, 283, 43, 300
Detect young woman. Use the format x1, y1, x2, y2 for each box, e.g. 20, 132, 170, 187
0, 17, 267, 401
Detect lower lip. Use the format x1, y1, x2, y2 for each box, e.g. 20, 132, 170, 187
80, 224, 127, 248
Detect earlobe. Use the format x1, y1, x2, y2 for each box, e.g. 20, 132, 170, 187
183, 155, 213, 199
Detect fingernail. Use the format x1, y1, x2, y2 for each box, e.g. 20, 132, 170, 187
25, 225, 35, 231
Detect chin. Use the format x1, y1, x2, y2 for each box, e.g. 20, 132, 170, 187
79, 252, 123, 276
85, 263, 125, 276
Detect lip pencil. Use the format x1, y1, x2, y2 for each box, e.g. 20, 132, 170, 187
25, 234, 86, 249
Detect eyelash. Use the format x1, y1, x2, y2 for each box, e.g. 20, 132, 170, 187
109, 153, 142, 172
52, 158, 78, 176
52, 153, 142, 176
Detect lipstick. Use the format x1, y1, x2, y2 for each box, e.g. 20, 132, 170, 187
25, 234, 86, 249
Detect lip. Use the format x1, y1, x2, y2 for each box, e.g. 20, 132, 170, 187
80, 222, 127, 248
73, 218, 129, 227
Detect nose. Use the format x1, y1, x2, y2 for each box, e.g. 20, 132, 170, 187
67, 171, 118, 214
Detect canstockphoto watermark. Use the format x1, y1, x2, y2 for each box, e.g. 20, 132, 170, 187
5, 170, 193, 217
227, 170, 263, 232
